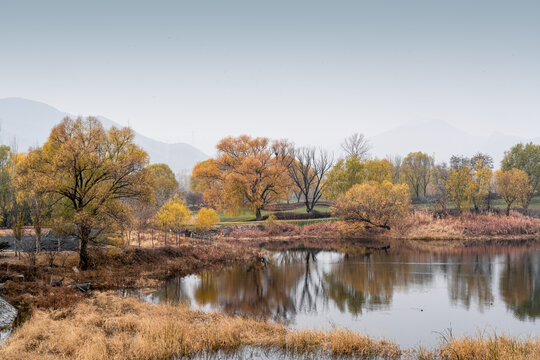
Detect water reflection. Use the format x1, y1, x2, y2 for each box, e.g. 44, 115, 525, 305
500, 251, 540, 320
129, 247, 540, 346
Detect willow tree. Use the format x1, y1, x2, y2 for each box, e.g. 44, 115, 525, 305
19, 117, 149, 269
192, 136, 292, 220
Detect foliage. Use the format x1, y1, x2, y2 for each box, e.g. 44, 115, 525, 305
323, 158, 393, 200
446, 166, 472, 211
501, 142, 540, 208
495, 169, 533, 215
155, 195, 191, 234
192, 136, 292, 220
147, 163, 179, 207
16, 117, 150, 269
194, 207, 220, 231
401, 151, 434, 198
467, 159, 492, 210
332, 181, 410, 230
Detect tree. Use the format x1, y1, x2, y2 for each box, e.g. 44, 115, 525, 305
288, 147, 333, 213
387, 154, 403, 184
501, 143, 540, 209
341, 133, 371, 160
324, 157, 392, 200
495, 169, 533, 216
18, 117, 150, 269
147, 163, 179, 207
155, 195, 191, 245
332, 181, 409, 230
467, 158, 492, 211
194, 207, 220, 231
15, 150, 55, 254
446, 166, 472, 212
401, 152, 434, 198
431, 163, 449, 210
192, 136, 292, 220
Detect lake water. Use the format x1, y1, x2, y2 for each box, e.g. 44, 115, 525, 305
127, 247, 540, 347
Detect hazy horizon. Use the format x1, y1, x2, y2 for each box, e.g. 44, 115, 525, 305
1, 1, 539, 155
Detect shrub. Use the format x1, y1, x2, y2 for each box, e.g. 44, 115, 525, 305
301, 222, 338, 236
332, 181, 410, 230
455, 211, 540, 236
194, 208, 220, 231
265, 222, 300, 236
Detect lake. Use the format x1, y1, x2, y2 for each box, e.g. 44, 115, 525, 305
125, 247, 540, 347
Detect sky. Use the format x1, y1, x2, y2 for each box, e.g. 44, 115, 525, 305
1, 0, 539, 155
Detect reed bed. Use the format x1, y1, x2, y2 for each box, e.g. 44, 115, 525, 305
1, 292, 538, 360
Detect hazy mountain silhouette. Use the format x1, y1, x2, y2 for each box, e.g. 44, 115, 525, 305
370, 120, 539, 167
0, 98, 208, 173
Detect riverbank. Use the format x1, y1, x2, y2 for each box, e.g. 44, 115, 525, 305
0, 291, 538, 360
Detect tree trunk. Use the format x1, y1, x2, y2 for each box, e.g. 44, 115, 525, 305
255, 208, 262, 221
78, 226, 92, 270
138, 231, 141, 248
506, 204, 511, 216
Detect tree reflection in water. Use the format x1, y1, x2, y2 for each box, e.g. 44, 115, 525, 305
144, 248, 540, 325
500, 251, 540, 320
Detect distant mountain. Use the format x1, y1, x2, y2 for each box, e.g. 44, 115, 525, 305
369, 120, 539, 167
0, 98, 208, 173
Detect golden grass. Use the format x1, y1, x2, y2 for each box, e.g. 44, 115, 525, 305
1, 292, 539, 359
0, 292, 402, 360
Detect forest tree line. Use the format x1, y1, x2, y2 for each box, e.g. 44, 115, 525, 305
0, 116, 538, 268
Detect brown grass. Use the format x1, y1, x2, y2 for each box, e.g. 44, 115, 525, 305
0, 292, 402, 360
1, 292, 539, 359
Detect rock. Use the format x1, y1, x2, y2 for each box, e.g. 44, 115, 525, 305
0, 297, 17, 330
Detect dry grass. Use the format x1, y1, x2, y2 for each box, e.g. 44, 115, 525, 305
425, 334, 540, 360
2, 292, 538, 359
0, 292, 402, 360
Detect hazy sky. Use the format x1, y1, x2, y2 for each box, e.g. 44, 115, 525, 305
1, 0, 539, 155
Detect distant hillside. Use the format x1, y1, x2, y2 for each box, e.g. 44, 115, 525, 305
0, 98, 208, 173
369, 120, 540, 167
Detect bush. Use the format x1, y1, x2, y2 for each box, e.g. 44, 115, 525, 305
194, 207, 220, 231
455, 211, 540, 236
265, 222, 300, 236
301, 222, 338, 236
263, 211, 331, 221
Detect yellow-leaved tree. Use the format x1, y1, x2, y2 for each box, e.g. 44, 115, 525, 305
495, 169, 532, 216
446, 166, 472, 212
16, 117, 150, 269
155, 195, 191, 246
323, 158, 393, 200
332, 181, 409, 231
467, 159, 492, 211
194, 207, 220, 231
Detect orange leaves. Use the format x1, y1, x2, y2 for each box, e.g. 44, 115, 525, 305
193, 135, 292, 219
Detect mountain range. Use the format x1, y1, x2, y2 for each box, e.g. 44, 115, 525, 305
0, 98, 208, 173
369, 120, 539, 167
0, 98, 538, 171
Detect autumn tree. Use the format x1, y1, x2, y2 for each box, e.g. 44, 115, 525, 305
147, 163, 179, 207
18, 117, 150, 269
341, 133, 371, 160
15, 149, 55, 253
401, 152, 434, 198
332, 181, 409, 230
446, 166, 472, 212
467, 158, 492, 211
192, 136, 292, 220
194, 207, 220, 231
501, 143, 540, 209
155, 195, 191, 245
324, 157, 393, 200
288, 147, 333, 213
495, 169, 533, 216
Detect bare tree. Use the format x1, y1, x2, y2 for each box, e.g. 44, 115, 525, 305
341, 133, 371, 159
289, 147, 334, 213
387, 154, 403, 183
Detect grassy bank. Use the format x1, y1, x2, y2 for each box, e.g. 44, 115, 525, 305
0, 240, 260, 312
0, 292, 538, 360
